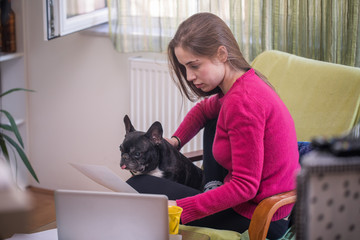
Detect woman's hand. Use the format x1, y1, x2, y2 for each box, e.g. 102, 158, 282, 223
168, 200, 177, 206
165, 137, 180, 149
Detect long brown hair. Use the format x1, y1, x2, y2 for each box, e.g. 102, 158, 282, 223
168, 12, 272, 101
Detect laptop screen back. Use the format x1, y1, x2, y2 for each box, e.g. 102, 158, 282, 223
55, 190, 169, 240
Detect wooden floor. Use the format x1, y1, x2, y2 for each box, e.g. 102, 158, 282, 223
0, 187, 56, 239
27, 187, 56, 232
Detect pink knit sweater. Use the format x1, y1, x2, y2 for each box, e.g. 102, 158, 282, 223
173, 69, 300, 224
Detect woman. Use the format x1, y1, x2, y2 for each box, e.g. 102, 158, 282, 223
127, 12, 300, 239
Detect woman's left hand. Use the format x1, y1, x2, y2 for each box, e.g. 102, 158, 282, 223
165, 137, 179, 149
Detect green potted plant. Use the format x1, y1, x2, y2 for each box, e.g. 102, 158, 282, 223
0, 88, 39, 183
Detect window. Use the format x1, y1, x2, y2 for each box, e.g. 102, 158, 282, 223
108, 0, 239, 52
45, 0, 108, 40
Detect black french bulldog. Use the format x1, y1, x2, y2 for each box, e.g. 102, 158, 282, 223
120, 115, 204, 190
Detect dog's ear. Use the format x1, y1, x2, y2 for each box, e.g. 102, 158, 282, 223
124, 115, 136, 133
145, 121, 163, 145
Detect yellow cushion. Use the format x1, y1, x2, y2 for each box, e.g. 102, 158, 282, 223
251, 50, 360, 141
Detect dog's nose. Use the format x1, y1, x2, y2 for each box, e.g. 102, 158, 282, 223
122, 153, 130, 160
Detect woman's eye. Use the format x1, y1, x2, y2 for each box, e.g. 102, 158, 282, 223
191, 65, 199, 69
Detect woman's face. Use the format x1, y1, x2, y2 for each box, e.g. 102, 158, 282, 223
174, 46, 226, 93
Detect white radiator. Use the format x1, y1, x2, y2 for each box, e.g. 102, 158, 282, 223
129, 57, 203, 153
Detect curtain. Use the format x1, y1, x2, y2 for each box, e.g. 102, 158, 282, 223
108, 0, 360, 67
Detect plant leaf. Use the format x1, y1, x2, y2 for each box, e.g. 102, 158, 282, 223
0, 88, 35, 98
0, 123, 12, 131
0, 110, 24, 148
2, 134, 39, 183
0, 134, 10, 161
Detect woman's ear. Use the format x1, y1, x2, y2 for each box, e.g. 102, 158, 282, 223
217, 46, 228, 63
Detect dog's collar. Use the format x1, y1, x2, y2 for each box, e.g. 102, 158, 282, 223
130, 170, 141, 176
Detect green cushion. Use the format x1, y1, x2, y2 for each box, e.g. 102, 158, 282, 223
179, 225, 241, 240
251, 50, 360, 141
179, 224, 296, 240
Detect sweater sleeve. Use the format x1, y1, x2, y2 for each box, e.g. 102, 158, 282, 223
176, 93, 266, 224
172, 95, 221, 147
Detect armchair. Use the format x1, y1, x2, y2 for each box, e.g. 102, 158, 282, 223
181, 50, 360, 240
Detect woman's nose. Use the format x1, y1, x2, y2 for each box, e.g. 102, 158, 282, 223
186, 70, 196, 81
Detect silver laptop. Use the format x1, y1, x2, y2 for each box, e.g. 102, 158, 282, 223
55, 189, 169, 240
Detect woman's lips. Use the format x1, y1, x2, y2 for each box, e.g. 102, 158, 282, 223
195, 83, 203, 89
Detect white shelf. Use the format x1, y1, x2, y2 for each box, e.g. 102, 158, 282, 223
0, 0, 29, 188
1, 118, 25, 127
0, 52, 24, 62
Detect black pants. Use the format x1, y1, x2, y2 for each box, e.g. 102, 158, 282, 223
126, 119, 289, 239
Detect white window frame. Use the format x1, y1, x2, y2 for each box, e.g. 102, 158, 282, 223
45, 0, 108, 40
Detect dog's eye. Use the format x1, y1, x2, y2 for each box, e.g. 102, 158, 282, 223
119, 145, 124, 152
134, 152, 141, 158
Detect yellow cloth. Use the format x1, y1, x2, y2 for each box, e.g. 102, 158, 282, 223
251, 50, 360, 141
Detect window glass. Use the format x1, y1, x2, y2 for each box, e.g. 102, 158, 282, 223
46, 0, 108, 40
66, 0, 106, 18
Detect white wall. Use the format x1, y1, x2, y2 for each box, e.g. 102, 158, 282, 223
24, 0, 163, 191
